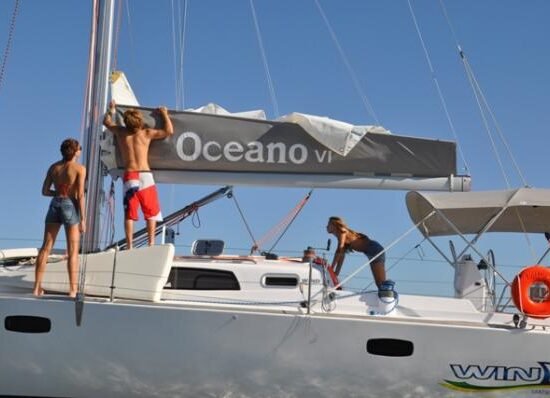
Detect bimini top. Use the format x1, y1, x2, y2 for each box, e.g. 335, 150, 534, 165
406, 188, 550, 237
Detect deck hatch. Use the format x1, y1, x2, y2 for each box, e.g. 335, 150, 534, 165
5, 315, 51, 334
366, 338, 413, 357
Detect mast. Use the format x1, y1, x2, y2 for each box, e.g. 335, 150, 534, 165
82, 0, 115, 253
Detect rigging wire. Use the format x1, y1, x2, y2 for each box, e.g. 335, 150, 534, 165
406, 0, 470, 176
0, 0, 20, 95
171, 0, 189, 110
314, 0, 380, 125
111, 0, 123, 70
461, 53, 511, 188
249, 0, 280, 118
178, 0, 189, 109
438, 0, 528, 188
123, 0, 137, 73
231, 193, 259, 254
461, 55, 528, 187
171, 0, 179, 109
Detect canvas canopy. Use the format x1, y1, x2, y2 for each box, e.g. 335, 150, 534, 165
406, 188, 550, 237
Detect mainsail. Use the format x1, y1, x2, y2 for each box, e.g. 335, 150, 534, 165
101, 105, 470, 191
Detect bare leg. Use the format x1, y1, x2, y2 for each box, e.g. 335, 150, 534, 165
65, 224, 80, 298
370, 261, 387, 288
33, 223, 61, 296
124, 219, 134, 250
146, 219, 156, 246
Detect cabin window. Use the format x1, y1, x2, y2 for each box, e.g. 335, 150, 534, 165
262, 274, 299, 288
366, 338, 414, 357
165, 267, 240, 290
5, 315, 51, 334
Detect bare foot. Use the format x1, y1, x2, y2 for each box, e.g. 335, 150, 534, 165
68, 291, 77, 298
32, 288, 44, 297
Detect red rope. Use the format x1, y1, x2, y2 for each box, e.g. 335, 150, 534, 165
253, 191, 312, 252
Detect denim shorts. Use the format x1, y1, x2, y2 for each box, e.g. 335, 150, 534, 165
45, 197, 80, 226
364, 240, 385, 263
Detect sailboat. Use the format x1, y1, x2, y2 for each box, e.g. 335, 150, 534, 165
1, 1, 550, 397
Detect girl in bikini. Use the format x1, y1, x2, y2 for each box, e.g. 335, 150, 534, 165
326, 216, 387, 288
33, 138, 86, 297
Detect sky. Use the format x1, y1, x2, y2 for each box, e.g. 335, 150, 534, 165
0, 0, 549, 297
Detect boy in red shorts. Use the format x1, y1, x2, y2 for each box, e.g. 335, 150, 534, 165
104, 101, 173, 249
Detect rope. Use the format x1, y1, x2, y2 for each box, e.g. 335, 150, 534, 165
171, 0, 189, 110
314, 0, 379, 125
231, 194, 259, 253
111, 0, 123, 70
178, 0, 189, 109
461, 55, 510, 188
124, 0, 137, 72
463, 55, 528, 187
438, 0, 528, 188
406, 0, 470, 175
171, 0, 179, 109
0, 0, 20, 95
249, 0, 279, 118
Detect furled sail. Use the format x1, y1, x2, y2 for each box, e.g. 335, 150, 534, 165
100, 105, 470, 191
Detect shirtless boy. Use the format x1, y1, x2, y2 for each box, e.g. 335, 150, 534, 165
103, 101, 174, 249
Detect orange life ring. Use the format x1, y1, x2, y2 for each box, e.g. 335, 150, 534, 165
511, 265, 550, 319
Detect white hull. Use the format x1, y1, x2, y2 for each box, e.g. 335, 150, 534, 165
1, 247, 549, 397
1, 295, 550, 396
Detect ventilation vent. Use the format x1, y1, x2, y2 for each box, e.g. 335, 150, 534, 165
366, 338, 413, 357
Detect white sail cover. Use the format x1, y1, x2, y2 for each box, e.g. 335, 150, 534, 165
406, 188, 550, 236
110, 71, 139, 106
277, 113, 389, 157
110, 71, 385, 157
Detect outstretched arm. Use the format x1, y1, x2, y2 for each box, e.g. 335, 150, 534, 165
103, 100, 121, 132
148, 106, 174, 140
331, 232, 347, 275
